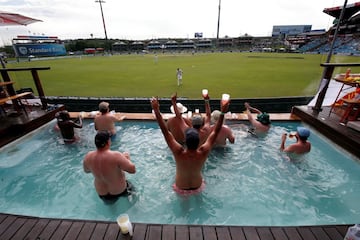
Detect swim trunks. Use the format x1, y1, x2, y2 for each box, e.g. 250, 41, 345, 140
172, 181, 205, 195
99, 181, 134, 202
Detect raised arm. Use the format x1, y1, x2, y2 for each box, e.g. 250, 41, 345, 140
204, 93, 211, 125
200, 99, 229, 151
151, 97, 183, 153
171, 93, 182, 119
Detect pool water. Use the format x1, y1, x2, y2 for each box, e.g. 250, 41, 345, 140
0, 119, 359, 226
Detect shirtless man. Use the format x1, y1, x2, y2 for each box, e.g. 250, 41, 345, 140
280, 127, 311, 154
56, 110, 83, 143
151, 96, 229, 191
210, 110, 235, 146
94, 101, 125, 136
167, 93, 191, 144
244, 102, 271, 134
83, 131, 136, 202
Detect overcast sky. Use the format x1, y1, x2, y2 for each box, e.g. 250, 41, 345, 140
0, 0, 353, 46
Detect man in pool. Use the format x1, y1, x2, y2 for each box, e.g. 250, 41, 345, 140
56, 110, 83, 143
83, 131, 136, 202
210, 110, 235, 146
280, 126, 311, 154
151, 96, 229, 192
94, 101, 125, 136
244, 102, 271, 135
167, 93, 192, 144
191, 91, 212, 145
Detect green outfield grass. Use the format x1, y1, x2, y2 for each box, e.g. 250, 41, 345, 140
6, 52, 360, 99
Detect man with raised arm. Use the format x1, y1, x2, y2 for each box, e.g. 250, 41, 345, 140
151, 95, 229, 193
167, 93, 192, 144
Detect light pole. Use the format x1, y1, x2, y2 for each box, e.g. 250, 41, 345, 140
95, 0, 109, 50
216, 0, 221, 48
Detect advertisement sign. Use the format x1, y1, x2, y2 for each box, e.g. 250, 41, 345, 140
13, 43, 66, 57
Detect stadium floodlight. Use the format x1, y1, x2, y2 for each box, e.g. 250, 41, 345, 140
216, 0, 221, 47
95, 0, 108, 41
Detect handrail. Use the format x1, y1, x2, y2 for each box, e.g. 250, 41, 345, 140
0, 67, 50, 72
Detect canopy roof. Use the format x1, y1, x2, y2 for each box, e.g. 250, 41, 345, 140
323, 2, 360, 20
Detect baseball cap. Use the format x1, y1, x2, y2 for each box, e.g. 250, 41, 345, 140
297, 127, 310, 138
185, 128, 200, 150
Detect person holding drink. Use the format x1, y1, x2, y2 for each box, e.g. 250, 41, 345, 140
150, 93, 230, 193
191, 89, 212, 145
280, 127, 311, 154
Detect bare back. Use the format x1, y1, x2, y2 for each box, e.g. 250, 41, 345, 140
167, 117, 191, 144
94, 113, 118, 135
83, 150, 134, 195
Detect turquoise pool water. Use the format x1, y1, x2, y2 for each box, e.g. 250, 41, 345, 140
0, 119, 359, 226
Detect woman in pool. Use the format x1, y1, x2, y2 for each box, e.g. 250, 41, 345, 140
151, 96, 229, 193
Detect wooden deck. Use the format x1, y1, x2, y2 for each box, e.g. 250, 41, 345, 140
0, 213, 352, 240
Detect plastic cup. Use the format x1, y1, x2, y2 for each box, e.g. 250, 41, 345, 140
222, 94, 230, 101
195, 109, 200, 114
289, 131, 297, 138
202, 89, 208, 98
117, 214, 133, 236
187, 111, 192, 119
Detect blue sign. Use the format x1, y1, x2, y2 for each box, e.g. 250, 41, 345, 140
13, 43, 66, 57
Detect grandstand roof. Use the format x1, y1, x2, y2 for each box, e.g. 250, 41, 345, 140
323, 2, 360, 19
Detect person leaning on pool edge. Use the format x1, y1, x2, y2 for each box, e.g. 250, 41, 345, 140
151, 95, 229, 192
83, 131, 136, 202
94, 101, 125, 137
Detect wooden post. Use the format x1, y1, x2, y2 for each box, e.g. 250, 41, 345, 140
31, 69, 48, 109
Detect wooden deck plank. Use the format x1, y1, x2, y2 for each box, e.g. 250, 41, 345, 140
50, 220, 73, 240
257, 227, 275, 240
283, 227, 302, 240
203, 226, 218, 240
0, 215, 17, 236
309, 226, 332, 240
38, 219, 61, 240
215, 226, 232, 240
76, 222, 96, 239
270, 227, 289, 240
243, 227, 261, 240
10, 218, 38, 239
297, 227, 317, 240
229, 226, 246, 240
23, 218, 50, 239
63, 221, 84, 240
175, 225, 189, 240
103, 223, 120, 240
322, 226, 344, 240
162, 224, 175, 240
90, 222, 108, 240
0, 217, 26, 240
189, 226, 203, 240
147, 225, 162, 240
131, 223, 147, 240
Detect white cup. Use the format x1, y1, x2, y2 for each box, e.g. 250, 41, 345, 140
222, 93, 230, 101
117, 214, 133, 236
187, 111, 192, 119
202, 89, 208, 97
195, 109, 200, 114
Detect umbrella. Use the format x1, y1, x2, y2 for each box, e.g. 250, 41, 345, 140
0, 11, 42, 26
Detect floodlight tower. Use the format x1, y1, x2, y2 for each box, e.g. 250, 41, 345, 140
95, 0, 108, 42
216, 0, 221, 48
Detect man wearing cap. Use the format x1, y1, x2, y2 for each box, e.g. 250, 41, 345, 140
83, 131, 136, 202
94, 101, 125, 136
151, 96, 229, 192
167, 93, 192, 144
244, 102, 271, 134
210, 110, 235, 146
280, 127, 311, 154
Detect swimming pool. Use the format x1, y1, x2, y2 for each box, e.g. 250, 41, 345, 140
0, 119, 359, 226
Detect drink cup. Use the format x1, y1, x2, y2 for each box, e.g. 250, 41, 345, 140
221, 93, 230, 105
117, 214, 133, 236
187, 111, 192, 119
289, 131, 297, 138
195, 109, 199, 114
202, 89, 208, 98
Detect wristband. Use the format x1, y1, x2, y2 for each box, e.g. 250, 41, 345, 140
220, 112, 225, 115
